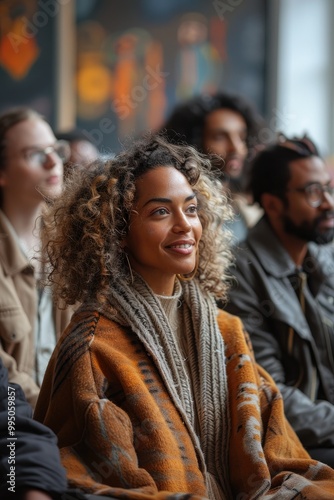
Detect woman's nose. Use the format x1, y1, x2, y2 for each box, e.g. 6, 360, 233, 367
173, 213, 191, 232
43, 151, 62, 170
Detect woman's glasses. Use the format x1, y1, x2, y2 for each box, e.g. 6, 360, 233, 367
23, 140, 71, 167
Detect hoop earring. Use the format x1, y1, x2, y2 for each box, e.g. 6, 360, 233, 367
177, 251, 199, 282
124, 251, 134, 284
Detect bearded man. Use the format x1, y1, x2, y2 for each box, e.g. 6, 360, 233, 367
225, 134, 334, 468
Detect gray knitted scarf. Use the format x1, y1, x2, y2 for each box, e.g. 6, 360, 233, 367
96, 275, 231, 499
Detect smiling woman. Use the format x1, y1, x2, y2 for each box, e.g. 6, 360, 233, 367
123, 166, 203, 295
34, 134, 334, 500
40, 133, 233, 306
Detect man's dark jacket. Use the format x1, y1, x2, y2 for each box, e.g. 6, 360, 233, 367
0, 358, 67, 498
225, 216, 334, 450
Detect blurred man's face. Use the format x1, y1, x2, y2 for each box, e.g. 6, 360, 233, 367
202, 108, 248, 180
281, 156, 334, 245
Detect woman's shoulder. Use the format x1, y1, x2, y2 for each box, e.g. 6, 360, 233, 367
216, 308, 251, 350
55, 308, 112, 353
64, 306, 122, 341
216, 307, 244, 331
49, 308, 123, 386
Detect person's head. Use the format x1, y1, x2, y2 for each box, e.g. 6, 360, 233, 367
43, 134, 234, 305
0, 107, 70, 209
56, 129, 99, 175
250, 135, 334, 245
162, 92, 264, 182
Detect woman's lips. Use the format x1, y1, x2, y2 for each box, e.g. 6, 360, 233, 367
166, 241, 195, 255
46, 175, 61, 185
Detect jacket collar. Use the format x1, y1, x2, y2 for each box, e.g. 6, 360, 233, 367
247, 216, 334, 281
0, 210, 31, 276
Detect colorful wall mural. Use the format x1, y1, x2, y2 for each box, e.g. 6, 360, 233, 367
75, 0, 266, 155
0, 0, 266, 155
0, 0, 57, 123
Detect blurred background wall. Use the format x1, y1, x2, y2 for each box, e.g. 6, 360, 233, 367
0, 0, 333, 157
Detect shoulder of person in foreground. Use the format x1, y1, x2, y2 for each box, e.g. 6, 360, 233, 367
0, 358, 67, 499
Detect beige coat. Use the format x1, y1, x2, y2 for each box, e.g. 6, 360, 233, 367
0, 211, 72, 407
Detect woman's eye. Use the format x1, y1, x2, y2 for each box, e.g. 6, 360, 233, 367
153, 208, 168, 216
28, 151, 44, 163
187, 205, 198, 214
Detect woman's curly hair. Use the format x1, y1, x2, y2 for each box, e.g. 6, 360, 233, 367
42, 133, 234, 305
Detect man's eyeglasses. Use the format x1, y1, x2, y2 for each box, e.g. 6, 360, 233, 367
287, 183, 334, 207
23, 140, 71, 168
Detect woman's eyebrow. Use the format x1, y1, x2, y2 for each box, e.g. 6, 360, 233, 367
143, 193, 196, 208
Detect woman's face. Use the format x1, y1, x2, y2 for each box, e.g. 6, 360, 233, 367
0, 118, 64, 207
124, 165, 202, 296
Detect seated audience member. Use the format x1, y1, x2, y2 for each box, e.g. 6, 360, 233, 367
0, 359, 67, 499
34, 134, 334, 499
56, 129, 99, 178
224, 134, 334, 467
161, 92, 265, 242
0, 108, 73, 408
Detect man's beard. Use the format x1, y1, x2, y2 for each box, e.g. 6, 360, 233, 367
213, 155, 244, 192
215, 166, 243, 193
283, 212, 334, 245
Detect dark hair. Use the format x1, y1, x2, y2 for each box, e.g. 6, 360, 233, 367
56, 128, 95, 145
250, 134, 321, 207
42, 133, 234, 305
160, 92, 264, 153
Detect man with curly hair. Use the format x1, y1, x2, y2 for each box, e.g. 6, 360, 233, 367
161, 92, 265, 241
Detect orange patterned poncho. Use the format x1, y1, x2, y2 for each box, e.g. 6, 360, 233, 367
35, 305, 334, 499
